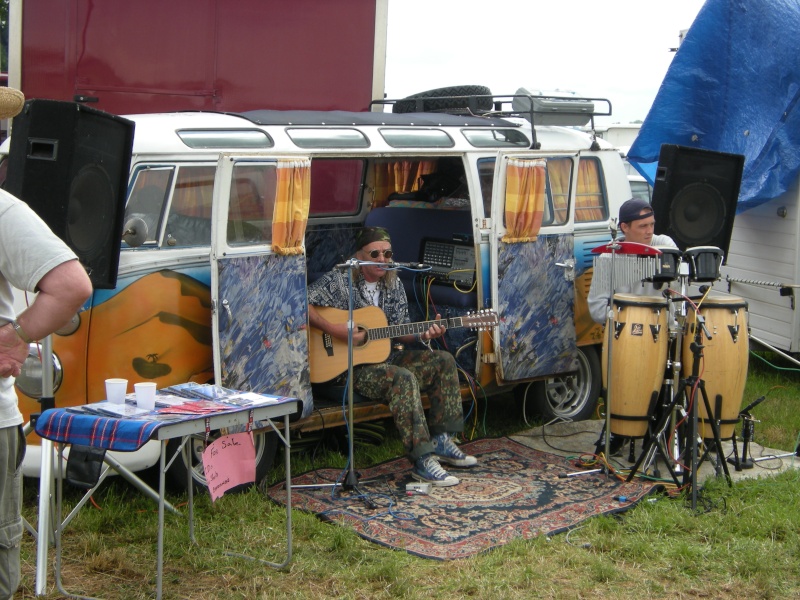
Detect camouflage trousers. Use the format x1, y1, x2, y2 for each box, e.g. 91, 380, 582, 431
353, 349, 463, 461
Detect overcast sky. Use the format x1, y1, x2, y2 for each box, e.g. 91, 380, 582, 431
384, 0, 707, 125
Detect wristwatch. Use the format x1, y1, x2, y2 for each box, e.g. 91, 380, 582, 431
11, 319, 34, 344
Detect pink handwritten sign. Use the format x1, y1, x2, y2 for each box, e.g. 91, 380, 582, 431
202, 431, 256, 501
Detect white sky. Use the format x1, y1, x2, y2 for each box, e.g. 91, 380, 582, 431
384, 0, 707, 126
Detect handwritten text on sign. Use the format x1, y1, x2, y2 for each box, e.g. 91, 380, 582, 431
202, 431, 256, 501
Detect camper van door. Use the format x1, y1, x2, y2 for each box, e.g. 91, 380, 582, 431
210, 153, 313, 417
490, 151, 579, 384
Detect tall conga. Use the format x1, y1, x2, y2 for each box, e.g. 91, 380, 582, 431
682, 296, 749, 439
602, 293, 669, 437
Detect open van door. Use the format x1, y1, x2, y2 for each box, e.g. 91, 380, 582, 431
490, 151, 579, 384
210, 153, 312, 417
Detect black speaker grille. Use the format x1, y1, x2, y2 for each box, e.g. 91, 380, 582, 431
651, 144, 744, 261
669, 182, 727, 247
5, 100, 134, 289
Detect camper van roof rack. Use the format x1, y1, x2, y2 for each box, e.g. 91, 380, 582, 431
371, 90, 612, 149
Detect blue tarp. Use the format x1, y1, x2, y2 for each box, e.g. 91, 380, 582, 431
628, 0, 800, 213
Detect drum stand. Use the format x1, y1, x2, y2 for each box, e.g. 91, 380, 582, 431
626, 292, 733, 509
625, 308, 685, 488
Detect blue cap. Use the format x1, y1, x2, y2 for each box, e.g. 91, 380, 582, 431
618, 198, 654, 223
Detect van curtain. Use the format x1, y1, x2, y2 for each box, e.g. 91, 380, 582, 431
502, 158, 546, 243
272, 159, 311, 255
372, 159, 436, 207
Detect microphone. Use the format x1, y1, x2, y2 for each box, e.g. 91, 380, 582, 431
740, 395, 766, 414
386, 262, 431, 270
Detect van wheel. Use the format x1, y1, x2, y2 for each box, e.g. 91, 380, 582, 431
517, 346, 601, 423
393, 85, 493, 114
165, 430, 278, 493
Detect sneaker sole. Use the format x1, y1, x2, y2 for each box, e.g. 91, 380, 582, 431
435, 455, 477, 468
411, 471, 459, 487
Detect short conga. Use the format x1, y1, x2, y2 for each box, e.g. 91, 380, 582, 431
602, 294, 669, 437
684, 246, 724, 282
682, 296, 749, 439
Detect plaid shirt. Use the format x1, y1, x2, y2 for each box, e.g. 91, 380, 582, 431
307, 269, 410, 329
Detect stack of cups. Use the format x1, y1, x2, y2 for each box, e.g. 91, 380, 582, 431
134, 382, 157, 410
105, 378, 128, 404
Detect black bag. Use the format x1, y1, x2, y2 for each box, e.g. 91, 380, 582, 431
65, 445, 107, 489
387, 170, 463, 203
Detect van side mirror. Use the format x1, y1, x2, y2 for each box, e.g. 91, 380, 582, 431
122, 217, 148, 247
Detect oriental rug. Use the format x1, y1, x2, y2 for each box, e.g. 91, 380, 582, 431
268, 437, 659, 560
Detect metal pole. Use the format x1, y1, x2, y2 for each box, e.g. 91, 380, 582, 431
35, 335, 55, 596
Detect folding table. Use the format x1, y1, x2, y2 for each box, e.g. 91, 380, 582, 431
35, 396, 299, 599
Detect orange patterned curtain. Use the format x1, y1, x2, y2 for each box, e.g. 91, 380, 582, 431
272, 159, 311, 255
502, 158, 546, 243
372, 159, 436, 207
547, 158, 572, 225
575, 158, 606, 222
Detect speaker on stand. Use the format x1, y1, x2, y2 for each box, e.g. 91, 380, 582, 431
649, 144, 745, 509
4, 99, 135, 289
3, 100, 134, 594
651, 144, 745, 259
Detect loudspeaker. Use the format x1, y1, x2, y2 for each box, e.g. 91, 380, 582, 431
4, 100, 134, 289
651, 144, 744, 262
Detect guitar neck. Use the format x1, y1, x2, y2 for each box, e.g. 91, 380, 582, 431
366, 317, 461, 342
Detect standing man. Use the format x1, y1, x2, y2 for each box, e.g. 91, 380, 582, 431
0, 88, 94, 599
587, 198, 678, 455
307, 226, 476, 487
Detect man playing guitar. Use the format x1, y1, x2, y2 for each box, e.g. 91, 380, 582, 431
307, 226, 477, 487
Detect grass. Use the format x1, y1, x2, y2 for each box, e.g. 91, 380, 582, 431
14, 349, 800, 599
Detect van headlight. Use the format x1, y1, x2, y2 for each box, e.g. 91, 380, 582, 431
54, 313, 81, 336
14, 344, 63, 398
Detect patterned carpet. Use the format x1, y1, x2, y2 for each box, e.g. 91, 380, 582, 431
268, 437, 660, 560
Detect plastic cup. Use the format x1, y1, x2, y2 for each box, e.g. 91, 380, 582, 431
105, 378, 128, 404
134, 382, 157, 410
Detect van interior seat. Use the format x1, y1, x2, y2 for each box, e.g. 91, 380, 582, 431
364, 207, 476, 308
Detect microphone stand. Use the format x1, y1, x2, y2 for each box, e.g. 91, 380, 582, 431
342, 259, 364, 491
562, 221, 619, 478
602, 224, 620, 462
294, 258, 388, 507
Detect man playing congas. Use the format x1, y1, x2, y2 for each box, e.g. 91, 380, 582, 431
588, 198, 678, 323
588, 198, 679, 455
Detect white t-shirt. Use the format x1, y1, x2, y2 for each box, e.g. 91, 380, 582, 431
0, 190, 78, 428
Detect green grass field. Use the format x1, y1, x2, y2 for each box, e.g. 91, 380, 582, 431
15, 349, 800, 599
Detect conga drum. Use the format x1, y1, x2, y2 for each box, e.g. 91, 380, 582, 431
602, 294, 669, 437
682, 296, 749, 439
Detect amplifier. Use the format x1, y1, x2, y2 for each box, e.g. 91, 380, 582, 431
419, 238, 476, 286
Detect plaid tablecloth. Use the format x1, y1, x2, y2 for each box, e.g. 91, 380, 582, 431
35, 409, 162, 452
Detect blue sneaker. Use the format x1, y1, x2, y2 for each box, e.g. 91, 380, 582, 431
432, 433, 477, 467
412, 454, 459, 487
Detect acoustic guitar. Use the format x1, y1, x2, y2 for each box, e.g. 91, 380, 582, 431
308, 305, 498, 383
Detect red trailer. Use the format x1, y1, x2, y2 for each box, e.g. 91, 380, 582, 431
7, 0, 388, 114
